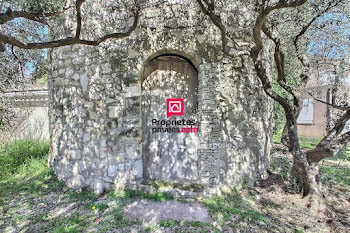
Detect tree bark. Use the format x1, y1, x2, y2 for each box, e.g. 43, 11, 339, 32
281, 124, 289, 147
291, 158, 322, 197
283, 117, 324, 201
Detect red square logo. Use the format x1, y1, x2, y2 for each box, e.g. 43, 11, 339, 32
167, 99, 183, 118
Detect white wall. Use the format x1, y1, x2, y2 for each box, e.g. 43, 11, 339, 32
1, 107, 49, 142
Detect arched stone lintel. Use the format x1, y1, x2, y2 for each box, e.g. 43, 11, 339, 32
139, 49, 201, 83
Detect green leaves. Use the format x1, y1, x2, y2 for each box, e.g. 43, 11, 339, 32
16, 0, 65, 13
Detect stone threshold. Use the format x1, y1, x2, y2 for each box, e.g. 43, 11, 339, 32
135, 179, 205, 200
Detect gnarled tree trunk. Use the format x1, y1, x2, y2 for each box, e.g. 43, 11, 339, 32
288, 110, 350, 212
284, 118, 317, 196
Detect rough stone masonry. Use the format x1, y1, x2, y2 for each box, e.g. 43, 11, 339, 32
48, 0, 273, 197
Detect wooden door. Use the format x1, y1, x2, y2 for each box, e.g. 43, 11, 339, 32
141, 55, 199, 182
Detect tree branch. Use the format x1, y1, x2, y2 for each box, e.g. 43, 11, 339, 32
294, 0, 342, 67
251, 54, 294, 113
252, 0, 308, 57
75, 0, 85, 39
307, 129, 350, 162
0, 9, 47, 25
320, 108, 350, 142
308, 92, 350, 111
262, 25, 299, 99
11, 46, 25, 79
306, 106, 350, 162
0, 5, 69, 25
251, 3, 307, 115
0, 0, 140, 50
194, 0, 241, 57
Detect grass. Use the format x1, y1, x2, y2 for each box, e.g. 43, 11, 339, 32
2, 139, 349, 232
298, 136, 321, 150
112, 188, 174, 202
272, 131, 322, 150
1, 139, 268, 232
110, 204, 132, 228
0, 140, 49, 179
321, 161, 350, 186
0, 140, 101, 232
0, 140, 170, 232
204, 191, 268, 228
94, 203, 109, 211
270, 157, 290, 179
145, 226, 155, 232
159, 219, 208, 228
40, 214, 88, 233
160, 219, 177, 227
0, 144, 63, 211
272, 132, 282, 144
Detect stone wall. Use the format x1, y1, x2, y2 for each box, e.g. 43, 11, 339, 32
48, 0, 273, 197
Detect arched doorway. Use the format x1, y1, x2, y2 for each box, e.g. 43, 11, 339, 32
141, 54, 199, 183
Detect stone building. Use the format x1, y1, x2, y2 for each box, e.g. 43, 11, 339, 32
48, 0, 273, 197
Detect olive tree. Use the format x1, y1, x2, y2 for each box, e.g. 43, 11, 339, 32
0, 0, 139, 130
195, 0, 350, 214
